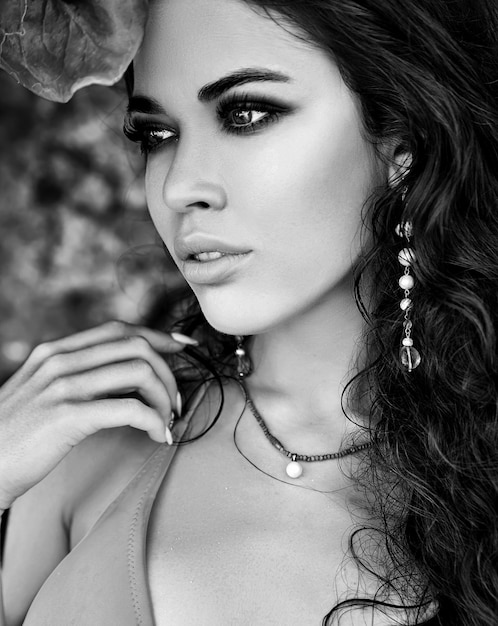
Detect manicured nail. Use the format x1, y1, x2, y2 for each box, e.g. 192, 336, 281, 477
176, 390, 182, 416
171, 332, 199, 346
165, 425, 173, 446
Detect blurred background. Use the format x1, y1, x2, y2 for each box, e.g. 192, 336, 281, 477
0, 70, 184, 384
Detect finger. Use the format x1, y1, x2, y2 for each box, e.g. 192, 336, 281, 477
27, 321, 196, 366
47, 360, 175, 424
34, 336, 180, 411
71, 398, 168, 443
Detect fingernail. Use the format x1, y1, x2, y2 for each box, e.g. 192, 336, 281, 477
171, 332, 199, 346
165, 425, 173, 446
176, 390, 182, 416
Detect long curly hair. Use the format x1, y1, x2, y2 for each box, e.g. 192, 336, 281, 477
129, 1, 498, 623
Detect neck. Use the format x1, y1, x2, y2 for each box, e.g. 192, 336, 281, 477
245, 275, 366, 441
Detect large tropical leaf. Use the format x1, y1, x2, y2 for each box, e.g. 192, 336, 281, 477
0, 0, 148, 102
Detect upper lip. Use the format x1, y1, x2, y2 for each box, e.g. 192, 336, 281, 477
174, 234, 252, 261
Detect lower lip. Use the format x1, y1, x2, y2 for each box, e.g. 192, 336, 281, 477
180, 252, 252, 285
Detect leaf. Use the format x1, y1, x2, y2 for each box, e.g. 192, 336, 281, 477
0, 0, 148, 102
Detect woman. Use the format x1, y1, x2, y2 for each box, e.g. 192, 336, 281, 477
1, 0, 498, 624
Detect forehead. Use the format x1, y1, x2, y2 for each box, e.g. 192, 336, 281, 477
134, 0, 337, 95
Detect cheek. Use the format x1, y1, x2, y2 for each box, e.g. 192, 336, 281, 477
144, 160, 176, 250
228, 114, 378, 264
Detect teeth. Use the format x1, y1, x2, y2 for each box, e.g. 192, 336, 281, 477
194, 251, 225, 262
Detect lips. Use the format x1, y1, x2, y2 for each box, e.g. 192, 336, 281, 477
180, 249, 252, 285
174, 234, 252, 262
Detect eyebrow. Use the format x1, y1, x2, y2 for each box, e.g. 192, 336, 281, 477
127, 95, 165, 115
127, 67, 291, 115
197, 68, 291, 102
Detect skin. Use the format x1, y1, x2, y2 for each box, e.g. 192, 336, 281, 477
130, 5, 403, 621
132, 0, 389, 440
0, 0, 407, 624
0, 322, 187, 625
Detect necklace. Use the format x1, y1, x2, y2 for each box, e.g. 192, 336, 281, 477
239, 380, 373, 479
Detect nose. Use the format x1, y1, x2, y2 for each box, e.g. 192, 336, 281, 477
162, 138, 227, 213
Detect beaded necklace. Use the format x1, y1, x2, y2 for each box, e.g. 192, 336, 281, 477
239, 380, 373, 479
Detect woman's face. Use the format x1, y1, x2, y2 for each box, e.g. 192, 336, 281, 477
131, 0, 386, 335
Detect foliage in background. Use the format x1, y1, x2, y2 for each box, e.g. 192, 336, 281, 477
0, 0, 148, 102
0, 70, 182, 381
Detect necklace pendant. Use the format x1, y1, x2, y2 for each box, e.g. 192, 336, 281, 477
286, 459, 303, 479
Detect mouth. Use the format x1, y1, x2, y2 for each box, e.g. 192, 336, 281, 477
174, 234, 252, 265
187, 250, 247, 262
179, 249, 252, 285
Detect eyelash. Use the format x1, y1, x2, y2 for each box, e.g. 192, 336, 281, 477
123, 93, 287, 155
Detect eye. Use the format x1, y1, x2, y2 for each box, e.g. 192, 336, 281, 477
144, 128, 176, 152
123, 118, 176, 155
216, 93, 288, 135
227, 109, 270, 127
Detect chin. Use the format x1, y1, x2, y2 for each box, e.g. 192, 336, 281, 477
196, 296, 276, 337
202, 312, 262, 337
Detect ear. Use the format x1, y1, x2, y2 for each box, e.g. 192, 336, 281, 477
388, 148, 412, 188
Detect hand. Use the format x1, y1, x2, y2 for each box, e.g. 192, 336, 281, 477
0, 321, 196, 511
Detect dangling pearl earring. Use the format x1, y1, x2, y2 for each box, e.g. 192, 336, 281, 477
395, 216, 421, 372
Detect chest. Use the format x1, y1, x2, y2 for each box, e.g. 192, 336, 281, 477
145, 434, 368, 626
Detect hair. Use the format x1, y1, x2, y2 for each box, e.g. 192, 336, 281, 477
128, 1, 498, 623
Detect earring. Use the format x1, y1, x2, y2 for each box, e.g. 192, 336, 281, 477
235, 335, 252, 378
395, 215, 421, 372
